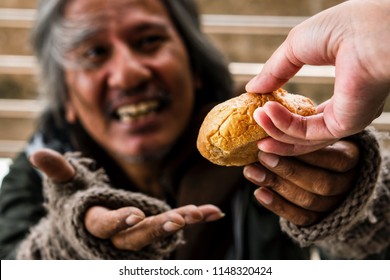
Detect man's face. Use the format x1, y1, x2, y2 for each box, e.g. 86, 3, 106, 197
63, 0, 195, 162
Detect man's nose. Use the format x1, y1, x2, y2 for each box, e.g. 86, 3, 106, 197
108, 46, 151, 89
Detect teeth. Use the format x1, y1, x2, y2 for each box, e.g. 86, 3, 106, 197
117, 100, 159, 121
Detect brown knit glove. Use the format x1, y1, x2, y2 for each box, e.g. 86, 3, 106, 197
280, 128, 390, 259
17, 152, 183, 259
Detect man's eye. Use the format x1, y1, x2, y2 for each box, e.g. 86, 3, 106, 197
83, 46, 109, 62
136, 35, 165, 52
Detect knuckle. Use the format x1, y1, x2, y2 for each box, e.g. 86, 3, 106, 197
111, 235, 130, 250
166, 211, 183, 222
145, 216, 168, 239
114, 238, 145, 251
315, 174, 352, 196
311, 173, 337, 196
183, 204, 198, 213
264, 172, 279, 187
292, 212, 318, 226
297, 193, 317, 210
331, 141, 360, 172
313, 180, 334, 196
340, 151, 359, 171
151, 227, 166, 240
331, 153, 357, 172
111, 233, 142, 251
272, 182, 293, 199
282, 164, 297, 179
111, 217, 166, 251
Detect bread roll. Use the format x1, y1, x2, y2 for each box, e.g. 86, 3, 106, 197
196, 88, 316, 166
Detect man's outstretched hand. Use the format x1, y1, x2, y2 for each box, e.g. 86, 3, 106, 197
29, 149, 225, 251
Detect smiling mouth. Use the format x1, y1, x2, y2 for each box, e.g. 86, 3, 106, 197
114, 98, 169, 123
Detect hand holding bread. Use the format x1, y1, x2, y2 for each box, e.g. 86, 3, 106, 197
246, 0, 390, 155
197, 89, 316, 166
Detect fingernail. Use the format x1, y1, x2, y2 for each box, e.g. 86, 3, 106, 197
244, 166, 266, 183
254, 188, 273, 205
163, 221, 184, 232
245, 76, 259, 91
253, 107, 264, 125
259, 152, 279, 168
125, 214, 145, 226
204, 212, 226, 222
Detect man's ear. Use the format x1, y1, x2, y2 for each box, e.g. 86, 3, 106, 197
65, 101, 77, 123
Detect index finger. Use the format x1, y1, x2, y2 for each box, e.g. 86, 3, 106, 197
296, 140, 360, 172
245, 41, 303, 93
258, 152, 350, 196
110, 204, 224, 251
85, 206, 145, 239
253, 101, 337, 143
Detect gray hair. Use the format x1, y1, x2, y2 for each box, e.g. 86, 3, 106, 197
31, 0, 233, 124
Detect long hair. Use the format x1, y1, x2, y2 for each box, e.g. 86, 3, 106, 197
31, 0, 67, 125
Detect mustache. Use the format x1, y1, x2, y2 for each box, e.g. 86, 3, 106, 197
103, 84, 172, 119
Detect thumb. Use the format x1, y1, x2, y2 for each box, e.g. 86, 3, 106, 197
29, 148, 75, 183
246, 7, 341, 94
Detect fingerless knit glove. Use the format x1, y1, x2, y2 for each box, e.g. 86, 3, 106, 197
17, 152, 183, 259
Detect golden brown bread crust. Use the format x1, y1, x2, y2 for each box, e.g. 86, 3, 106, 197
196, 89, 316, 166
